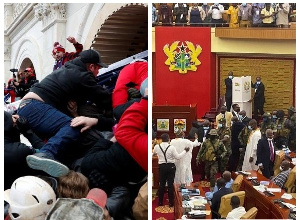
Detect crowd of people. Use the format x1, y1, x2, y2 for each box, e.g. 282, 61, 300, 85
4, 39, 148, 219
152, 3, 295, 27
152, 73, 295, 216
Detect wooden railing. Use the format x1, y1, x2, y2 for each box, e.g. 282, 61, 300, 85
215, 27, 296, 40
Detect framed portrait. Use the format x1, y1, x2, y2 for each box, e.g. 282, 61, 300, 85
174, 119, 186, 132
157, 119, 169, 131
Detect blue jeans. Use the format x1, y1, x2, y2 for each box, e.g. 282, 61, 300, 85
17, 99, 80, 159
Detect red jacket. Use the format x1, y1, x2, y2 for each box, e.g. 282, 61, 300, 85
112, 62, 148, 109
115, 98, 148, 172
53, 43, 83, 71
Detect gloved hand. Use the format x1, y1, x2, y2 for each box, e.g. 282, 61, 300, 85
127, 88, 142, 100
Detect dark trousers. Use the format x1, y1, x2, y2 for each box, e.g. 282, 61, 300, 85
229, 149, 240, 172
17, 99, 81, 160
253, 102, 264, 121
158, 163, 176, 205
225, 96, 232, 112
261, 161, 274, 179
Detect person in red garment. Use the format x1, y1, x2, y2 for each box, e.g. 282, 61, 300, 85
52, 36, 84, 71
112, 61, 148, 122
115, 77, 148, 172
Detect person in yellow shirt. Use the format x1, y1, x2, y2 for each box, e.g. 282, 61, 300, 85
261, 3, 275, 27
227, 3, 239, 28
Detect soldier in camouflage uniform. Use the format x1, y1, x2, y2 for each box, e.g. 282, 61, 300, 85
260, 113, 275, 138
217, 118, 232, 173
274, 110, 290, 150
287, 106, 296, 151
237, 125, 251, 171
196, 129, 226, 188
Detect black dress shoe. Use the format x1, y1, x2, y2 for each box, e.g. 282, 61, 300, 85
169, 204, 174, 207
158, 202, 163, 206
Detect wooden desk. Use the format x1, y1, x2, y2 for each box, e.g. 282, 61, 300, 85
233, 171, 296, 219
174, 183, 212, 219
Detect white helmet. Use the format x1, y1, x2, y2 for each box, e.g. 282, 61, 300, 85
4, 176, 57, 220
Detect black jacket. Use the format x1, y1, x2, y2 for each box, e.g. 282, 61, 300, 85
256, 138, 275, 166
231, 121, 245, 151
225, 77, 232, 98
31, 57, 112, 114
81, 138, 147, 192
197, 126, 211, 143
4, 111, 44, 189
211, 187, 233, 218
251, 82, 265, 107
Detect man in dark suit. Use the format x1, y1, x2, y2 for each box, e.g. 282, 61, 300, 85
229, 116, 245, 172
256, 129, 275, 178
197, 119, 211, 180
225, 71, 233, 112
251, 76, 265, 121
197, 119, 211, 143
211, 178, 233, 219
238, 110, 251, 126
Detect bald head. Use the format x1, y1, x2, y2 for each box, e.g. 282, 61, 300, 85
220, 106, 227, 114
223, 171, 231, 182
239, 110, 246, 117
281, 160, 290, 171
249, 119, 257, 129
203, 120, 210, 127
266, 129, 274, 139
232, 116, 238, 123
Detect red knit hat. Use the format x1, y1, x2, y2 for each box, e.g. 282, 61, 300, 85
53, 42, 65, 53
24, 67, 33, 73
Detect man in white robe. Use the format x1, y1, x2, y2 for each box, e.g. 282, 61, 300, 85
242, 119, 261, 171
171, 129, 200, 186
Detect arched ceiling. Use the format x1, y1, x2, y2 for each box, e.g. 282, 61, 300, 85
91, 4, 148, 65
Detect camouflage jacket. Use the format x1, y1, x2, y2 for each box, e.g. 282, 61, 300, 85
217, 127, 231, 140
275, 118, 290, 138
289, 114, 296, 130
196, 138, 226, 162
260, 121, 275, 136
238, 126, 251, 148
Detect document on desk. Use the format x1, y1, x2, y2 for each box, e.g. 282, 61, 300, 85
253, 185, 266, 192
260, 181, 270, 186
267, 188, 281, 193
188, 210, 211, 215
281, 193, 293, 200
181, 189, 200, 196
282, 202, 296, 209
188, 197, 208, 208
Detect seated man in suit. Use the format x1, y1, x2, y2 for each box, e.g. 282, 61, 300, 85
226, 196, 246, 219
206, 171, 233, 201
271, 160, 291, 188
211, 178, 233, 219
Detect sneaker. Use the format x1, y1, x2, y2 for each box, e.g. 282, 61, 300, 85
26, 153, 69, 177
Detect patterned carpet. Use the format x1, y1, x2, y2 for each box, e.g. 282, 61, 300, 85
152, 181, 211, 220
